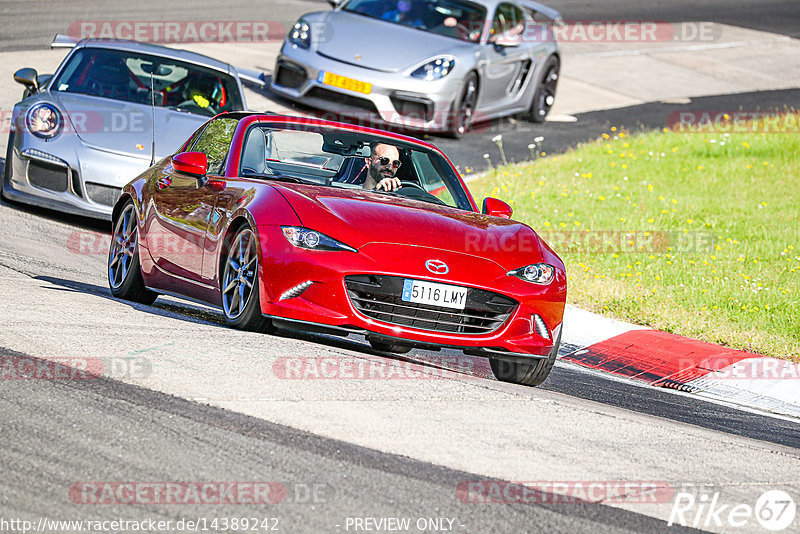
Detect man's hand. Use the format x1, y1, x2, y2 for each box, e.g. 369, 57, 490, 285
374, 177, 402, 191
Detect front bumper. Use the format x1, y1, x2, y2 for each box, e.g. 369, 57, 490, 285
271, 43, 463, 133
4, 130, 151, 220
257, 226, 566, 357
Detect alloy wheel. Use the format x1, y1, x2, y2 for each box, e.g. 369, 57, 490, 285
108, 203, 137, 289
222, 228, 258, 319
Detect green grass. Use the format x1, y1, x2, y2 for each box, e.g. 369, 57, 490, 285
467, 116, 800, 361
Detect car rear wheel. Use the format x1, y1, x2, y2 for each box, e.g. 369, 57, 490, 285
527, 56, 559, 123
108, 200, 157, 304
446, 72, 479, 138
489, 330, 561, 386
221, 225, 274, 333
368, 339, 413, 354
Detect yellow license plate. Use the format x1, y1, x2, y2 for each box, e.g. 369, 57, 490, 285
319, 71, 372, 94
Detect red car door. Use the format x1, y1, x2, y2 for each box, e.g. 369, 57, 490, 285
145, 164, 215, 282
144, 117, 239, 285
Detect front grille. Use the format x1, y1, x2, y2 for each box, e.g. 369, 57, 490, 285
85, 182, 121, 206
27, 160, 68, 192
307, 87, 379, 113
275, 63, 306, 89
345, 275, 517, 335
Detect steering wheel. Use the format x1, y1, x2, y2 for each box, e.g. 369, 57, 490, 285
394, 181, 447, 206
397, 181, 427, 192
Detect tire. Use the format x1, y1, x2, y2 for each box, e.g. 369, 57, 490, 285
445, 72, 479, 139
527, 56, 559, 123
2, 132, 14, 200
220, 225, 274, 333
489, 329, 561, 387
369, 339, 413, 354
108, 200, 158, 305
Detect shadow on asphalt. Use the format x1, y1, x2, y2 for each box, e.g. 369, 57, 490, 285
32, 274, 487, 380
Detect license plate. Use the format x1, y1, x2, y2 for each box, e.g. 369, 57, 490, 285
318, 71, 372, 94
401, 279, 468, 310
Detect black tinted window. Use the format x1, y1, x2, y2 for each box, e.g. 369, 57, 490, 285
52, 48, 243, 117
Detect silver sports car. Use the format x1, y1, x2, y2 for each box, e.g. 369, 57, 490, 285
272, 0, 561, 137
3, 36, 263, 220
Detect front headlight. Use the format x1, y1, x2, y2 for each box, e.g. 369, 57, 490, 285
288, 19, 311, 49
25, 103, 63, 139
410, 56, 456, 80
507, 263, 555, 285
281, 226, 356, 252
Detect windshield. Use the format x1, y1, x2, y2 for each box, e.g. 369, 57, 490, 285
343, 0, 487, 43
50, 48, 244, 117
239, 124, 473, 210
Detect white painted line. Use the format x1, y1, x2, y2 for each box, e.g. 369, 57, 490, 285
546, 114, 578, 123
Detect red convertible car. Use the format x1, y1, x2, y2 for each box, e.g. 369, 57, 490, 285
107, 113, 566, 386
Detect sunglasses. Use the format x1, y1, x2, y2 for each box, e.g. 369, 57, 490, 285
375, 156, 402, 168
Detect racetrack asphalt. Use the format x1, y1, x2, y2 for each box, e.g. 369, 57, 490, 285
1, 344, 707, 533
1, 0, 797, 53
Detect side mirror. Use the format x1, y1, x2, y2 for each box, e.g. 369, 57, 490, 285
482, 197, 513, 219
173, 151, 207, 177
14, 68, 39, 91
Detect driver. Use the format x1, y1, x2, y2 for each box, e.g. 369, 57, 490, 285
183, 75, 222, 111
363, 143, 402, 191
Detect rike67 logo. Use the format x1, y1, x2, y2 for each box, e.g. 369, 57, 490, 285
669, 490, 796, 531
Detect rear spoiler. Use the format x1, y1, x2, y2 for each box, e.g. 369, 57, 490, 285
235, 67, 267, 89
51, 34, 80, 49
519, 1, 562, 22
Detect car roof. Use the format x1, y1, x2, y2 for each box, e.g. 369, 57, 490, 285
76, 39, 232, 74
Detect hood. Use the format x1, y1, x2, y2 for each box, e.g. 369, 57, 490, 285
50, 92, 208, 160
272, 183, 544, 270
314, 11, 472, 72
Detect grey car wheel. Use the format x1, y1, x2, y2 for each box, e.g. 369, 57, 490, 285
447, 72, 479, 138
221, 225, 274, 333
489, 330, 561, 387
108, 200, 157, 304
528, 56, 559, 123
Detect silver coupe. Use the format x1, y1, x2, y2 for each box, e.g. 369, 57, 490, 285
2, 36, 264, 220
271, 0, 561, 137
